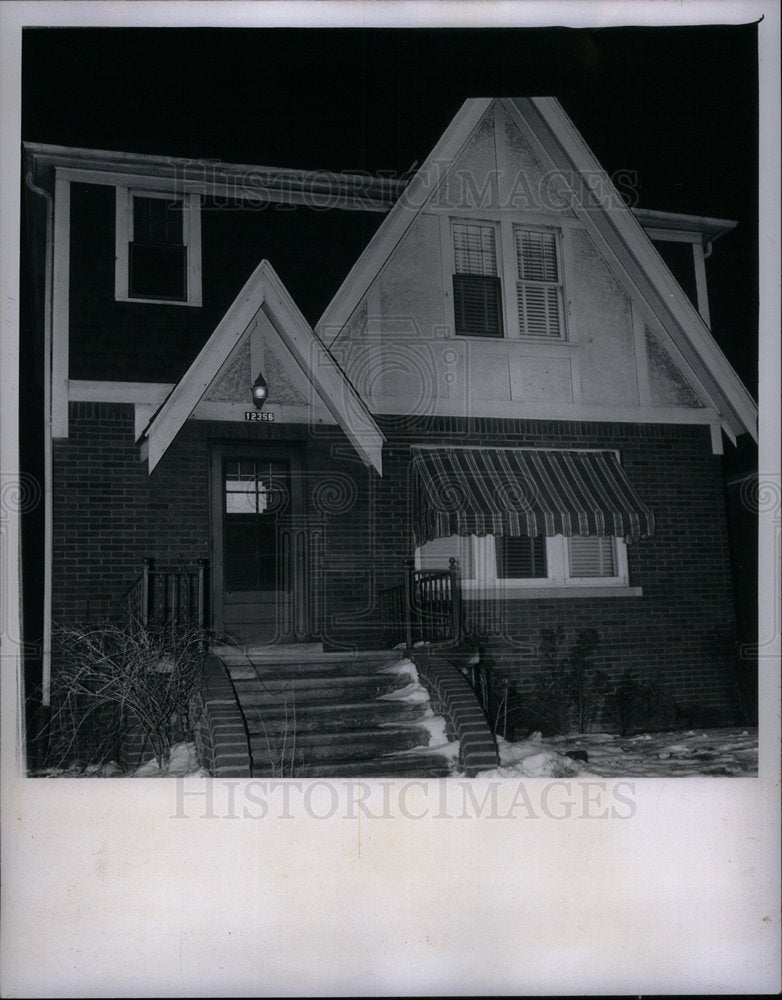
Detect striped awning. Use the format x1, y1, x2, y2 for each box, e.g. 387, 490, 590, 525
412, 447, 655, 546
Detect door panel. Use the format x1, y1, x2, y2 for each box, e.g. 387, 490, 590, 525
211, 448, 308, 645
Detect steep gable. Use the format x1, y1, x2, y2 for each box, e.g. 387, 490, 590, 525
317, 97, 756, 446
141, 260, 384, 473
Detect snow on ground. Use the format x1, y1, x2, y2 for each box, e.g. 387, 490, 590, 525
132, 742, 209, 777
33, 742, 209, 778
478, 727, 758, 779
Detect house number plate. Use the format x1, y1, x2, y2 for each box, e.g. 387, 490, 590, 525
244, 411, 275, 421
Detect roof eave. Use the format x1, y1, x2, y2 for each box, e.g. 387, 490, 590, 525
142, 259, 385, 475
517, 96, 757, 443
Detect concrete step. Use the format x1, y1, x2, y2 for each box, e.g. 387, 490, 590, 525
249, 725, 429, 766
212, 646, 458, 779
242, 699, 430, 733
218, 648, 404, 668
231, 673, 411, 707
292, 754, 456, 778
226, 661, 413, 683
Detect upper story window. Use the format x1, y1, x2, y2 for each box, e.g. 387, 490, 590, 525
515, 226, 564, 338
115, 188, 202, 306
452, 221, 504, 338
450, 218, 566, 341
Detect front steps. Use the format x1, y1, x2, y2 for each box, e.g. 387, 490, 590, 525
214, 645, 458, 778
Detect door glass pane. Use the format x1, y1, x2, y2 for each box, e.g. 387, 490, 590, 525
223, 458, 290, 591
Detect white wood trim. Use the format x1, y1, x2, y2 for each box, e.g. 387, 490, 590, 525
144, 260, 384, 474
134, 404, 157, 441
710, 420, 724, 455
316, 98, 494, 347
560, 227, 582, 403
370, 394, 721, 426
498, 214, 519, 339
519, 96, 757, 442
260, 265, 385, 471
411, 443, 621, 456
463, 585, 643, 600
692, 241, 711, 326
186, 192, 203, 307
61, 166, 194, 192
645, 228, 704, 244
425, 205, 587, 227
437, 213, 453, 337
52, 171, 71, 438
114, 185, 202, 306
68, 380, 174, 403
508, 100, 716, 414
632, 300, 651, 406
54, 165, 394, 213
422, 534, 634, 593
114, 186, 129, 301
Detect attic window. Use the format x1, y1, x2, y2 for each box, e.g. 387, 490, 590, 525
515, 226, 565, 339
115, 188, 202, 306
452, 221, 503, 338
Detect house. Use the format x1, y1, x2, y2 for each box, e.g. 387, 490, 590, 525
22, 97, 758, 767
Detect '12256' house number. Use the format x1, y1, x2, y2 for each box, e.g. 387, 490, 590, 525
244, 411, 275, 421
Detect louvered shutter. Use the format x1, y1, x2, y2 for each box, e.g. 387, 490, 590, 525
515, 228, 563, 338
453, 222, 503, 338
568, 536, 616, 577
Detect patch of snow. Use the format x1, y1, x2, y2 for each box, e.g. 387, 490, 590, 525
481, 727, 757, 779
394, 738, 461, 760
33, 742, 209, 778
379, 681, 430, 703
379, 658, 418, 676
133, 742, 206, 777
415, 712, 450, 747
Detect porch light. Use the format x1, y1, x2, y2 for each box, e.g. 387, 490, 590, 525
251, 372, 268, 409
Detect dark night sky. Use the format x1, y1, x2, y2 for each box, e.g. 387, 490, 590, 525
21, 24, 759, 395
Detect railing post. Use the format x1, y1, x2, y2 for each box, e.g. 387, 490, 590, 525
197, 558, 209, 636
142, 557, 154, 627
448, 556, 462, 644
403, 558, 415, 650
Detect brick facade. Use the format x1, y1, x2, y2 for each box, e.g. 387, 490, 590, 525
53, 405, 740, 720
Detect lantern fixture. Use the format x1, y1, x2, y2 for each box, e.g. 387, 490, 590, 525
252, 372, 268, 409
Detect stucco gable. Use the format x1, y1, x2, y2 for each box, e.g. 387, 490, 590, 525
141, 260, 384, 474
316, 96, 756, 443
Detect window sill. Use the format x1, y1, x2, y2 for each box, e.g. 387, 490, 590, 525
116, 294, 202, 307
462, 585, 643, 600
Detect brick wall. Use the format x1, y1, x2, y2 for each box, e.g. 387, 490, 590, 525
364, 416, 740, 717
53, 406, 740, 716
52, 403, 372, 631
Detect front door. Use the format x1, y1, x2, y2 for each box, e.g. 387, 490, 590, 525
211, 446, 308, 644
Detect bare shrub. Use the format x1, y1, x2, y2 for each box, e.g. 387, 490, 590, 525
40, 618, 205, 772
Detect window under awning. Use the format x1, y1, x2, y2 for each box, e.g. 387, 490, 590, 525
412, 447, 655, 547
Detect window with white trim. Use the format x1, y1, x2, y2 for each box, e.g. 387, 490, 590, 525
115, 188, 202, 305
416, 533, 628, 589
450, 218, 566, 340
514, 226, 565, 338
451, 221, 504, 338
